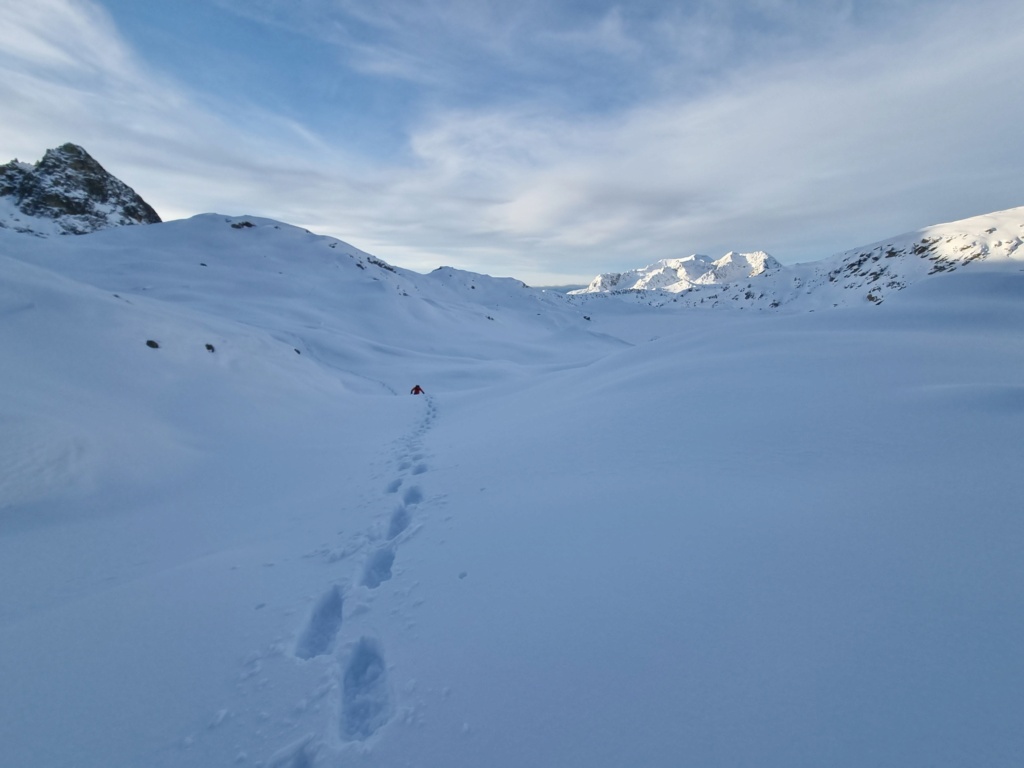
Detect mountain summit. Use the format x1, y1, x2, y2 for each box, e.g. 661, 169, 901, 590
0, 143, 161, 236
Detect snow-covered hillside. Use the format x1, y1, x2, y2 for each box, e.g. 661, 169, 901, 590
2, 206, 1023, 767
574, 206, 1024, 311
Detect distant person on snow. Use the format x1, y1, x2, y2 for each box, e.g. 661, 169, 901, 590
410, 385, 425, 395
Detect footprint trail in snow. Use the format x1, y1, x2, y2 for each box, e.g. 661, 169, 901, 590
280, 394, 438, 755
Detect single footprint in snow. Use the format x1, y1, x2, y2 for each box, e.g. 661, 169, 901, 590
361, 547, 395, 588
294, 586, 344, 660
386, 478, 402, 493
387, 506, 411, 540
412, 463, 428, 475
342, 638, 391, 740
403, 486, 423, 506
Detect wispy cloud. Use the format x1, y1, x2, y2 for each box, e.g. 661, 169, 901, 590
0, 0, 133, 77
354, 0, 1023, 275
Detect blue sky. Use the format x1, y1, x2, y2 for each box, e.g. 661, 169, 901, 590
2, 0, 1023, 284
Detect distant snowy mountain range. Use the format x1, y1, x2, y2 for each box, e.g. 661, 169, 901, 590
573, 212, 1024, 310
571, 250, 782, 293
3, 143, 1023, 311
0, 143, 160, 236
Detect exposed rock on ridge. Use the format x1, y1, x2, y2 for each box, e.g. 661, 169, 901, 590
0, 143, 161, 236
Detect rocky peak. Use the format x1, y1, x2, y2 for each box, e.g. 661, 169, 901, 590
0, 143, 161, 236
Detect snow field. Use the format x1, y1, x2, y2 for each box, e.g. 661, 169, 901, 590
391, 291, 1023, 767
1, 218, 1023, 766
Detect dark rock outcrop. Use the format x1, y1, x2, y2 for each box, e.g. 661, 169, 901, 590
0, 143, 161, 235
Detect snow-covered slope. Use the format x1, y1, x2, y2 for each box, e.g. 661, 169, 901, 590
573, 206, 1024, 311
0, 214, 605, 392
2, 207, 1023, 768
0, 143, 161, 236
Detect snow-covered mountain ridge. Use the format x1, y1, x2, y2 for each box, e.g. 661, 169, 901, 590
0, 143, 160, 236
573, 207, 1024, 310
0, 212, 607, 395
571, 250, 781, 294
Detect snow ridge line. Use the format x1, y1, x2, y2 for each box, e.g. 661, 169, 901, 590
280, 394, 437, 761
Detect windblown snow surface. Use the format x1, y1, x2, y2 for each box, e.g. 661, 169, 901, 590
1, 213, 1023, 767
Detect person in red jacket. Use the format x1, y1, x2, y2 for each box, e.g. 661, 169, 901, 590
410, 384, 425, 395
